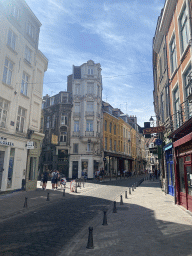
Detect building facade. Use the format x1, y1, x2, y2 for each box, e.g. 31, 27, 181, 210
40, 92, 72, 177
0, 0, 48, 191
67, 60, 103, 179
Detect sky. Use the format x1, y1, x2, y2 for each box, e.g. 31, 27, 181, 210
25, 0, 165, 126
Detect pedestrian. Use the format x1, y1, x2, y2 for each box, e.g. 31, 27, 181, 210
155, 169, 158, 179
42, 169, 49, 190
51, 170, 56, 189
57, 170, 60, 188
54, 170, 58, 189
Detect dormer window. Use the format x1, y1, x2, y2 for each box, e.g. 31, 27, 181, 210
88, 67, 93, 75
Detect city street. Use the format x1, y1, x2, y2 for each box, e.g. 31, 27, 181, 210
0, 176, 142, 256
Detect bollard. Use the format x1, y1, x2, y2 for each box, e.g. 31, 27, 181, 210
63, 189, 65, 197
132, 185, 134, 192
86, 227, 94, 249
46, 192, 50, 201
102, 211, 108, 225
120, 195, 123, 205
83, 179, 85, 188
134, 183, 136, 189
75, 180, 77, 193
113, 201, 117, 213
125, 191, 128, 199
129, 187, 131, 195
23, 197, 28, 208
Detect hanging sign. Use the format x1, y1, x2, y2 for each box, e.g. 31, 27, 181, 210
27, 141, 34, 149
143, 126, 165, 134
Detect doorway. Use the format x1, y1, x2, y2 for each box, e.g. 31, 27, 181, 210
72, 161, 78, 179
0, 151, 5, 190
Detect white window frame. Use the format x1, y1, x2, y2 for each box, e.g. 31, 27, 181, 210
7, 30, 16, 51
12, 5, 20, 20
61, 114, 67, 125
16, 106, 26, 133
27, 21, 35, 39
21, 72, 29, 96
60, 132, 67, 142
74, 121, 79, 132
88, 67, 93, 75
25, 46, 32, 63
3, 59, 13, 86
170, 35, 177, 74
0, 98, 9, 128
86, 120, 93, 131
179, 4, 190, 54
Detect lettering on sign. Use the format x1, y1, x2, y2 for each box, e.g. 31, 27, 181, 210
0, 137, 14, 146
143, 126, 165, 134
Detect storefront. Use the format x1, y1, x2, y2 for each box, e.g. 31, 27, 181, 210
163, 143, 174, 196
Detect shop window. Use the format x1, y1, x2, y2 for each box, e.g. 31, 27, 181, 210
7, 148, 15, 188
179, 157, 185, 193
185, 155, 191, 162
73, 143, 78, 153
29, 157, 37, 180
186, 166, 192, 196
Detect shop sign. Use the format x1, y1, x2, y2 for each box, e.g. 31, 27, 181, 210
143, 126, 165, 134
0, 137, 14, 146
27, 141, 34, 149
51, 134, 58, 145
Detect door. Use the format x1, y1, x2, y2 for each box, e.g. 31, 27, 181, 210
167, 153, 174, 196
0, 151, 5, 190
186, 164, 192, 211
72, 161, 78, 179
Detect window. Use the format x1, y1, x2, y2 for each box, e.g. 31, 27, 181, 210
161, 93, 164, 123
87, 101, 94, 111
105, 120, 107, 131
173, 87, 180, 129
25, 46, 32, 63
50, 97, 54, 105
7, 30, 16, 51
87, 83, 94, 94
60, 132, 67, 142
3, 59, 13, 85
105, 137, 107, 150
27, 21, 35, 39
21, 72, 29, 96
62, 95, 68, 103
179, 5, 189, 53
74, 121, 79, 132
73, 143, 78, 153
165, 86, 170, 118
12, 5, 20, 20
61, 114, 67, 125
159, 57, 162, 78
87, 142, 91, 152
110, 139, 112, 151
88, 68, 93, 75
97, 85, 100, 96
46, 116, 50, 129
29, 157, 37, 180
7, 148, 15, 188
170, 36, 177, 74
109, 122, 112, 133
74, 67, 81, 79
52, 115, 55, 128
114, 125, 116, 135
183, 65, 192, 119
16, 107, 26, 133
75, 84, 80, 95
0, 98, 9, 128
74, 103, 80, 112
114, 140, 116, 151
86, 121, 93, 131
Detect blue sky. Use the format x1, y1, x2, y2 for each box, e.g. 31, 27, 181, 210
25, 0, 165, 126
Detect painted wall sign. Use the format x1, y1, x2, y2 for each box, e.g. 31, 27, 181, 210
0, 137, 14, 146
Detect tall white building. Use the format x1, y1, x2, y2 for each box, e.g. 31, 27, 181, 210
67, 60, 103, 179
0, 0, 48, 191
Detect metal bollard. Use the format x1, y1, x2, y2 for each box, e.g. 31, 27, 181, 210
102, 211, 108, 225
125, 191, 128, 199
75, 180, 77, 193
113, 201, 117, 213
63, 189, 65, 197
120, 195, 123, 205
86, 227, 94, 249
129, 187, 131, 195
46, 192, 50, 201
134, 183, 136, 189
23, 197, 28, 208
132, 185, 134, 191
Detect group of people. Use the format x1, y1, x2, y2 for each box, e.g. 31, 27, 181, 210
95, 168, 105, 181
41, 169, 67, 190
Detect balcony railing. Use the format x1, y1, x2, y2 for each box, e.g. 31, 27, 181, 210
85, 131, 94, 137
85, 111, 94, 116
73, 112, 80, 118
72, 131, 80, 137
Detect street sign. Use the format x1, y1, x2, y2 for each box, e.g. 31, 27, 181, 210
143, 126, 165, 134
27, 141, 34, 149
155, 139, 162, 145
103, 157, 106, 162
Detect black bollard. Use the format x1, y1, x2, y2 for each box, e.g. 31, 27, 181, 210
134, 183, 136, 189
120, 195, 123, 205
86, 227, 94, 249
63, 189, 65, 197
46, 192, 50, 201
102, 211, 108, 225
113, 201, 117, 213
132, 185, 134, 191
125, 191, 128, 199
129, 187, 131, 195
75, 180, 77, 193
23, 197, 28, 208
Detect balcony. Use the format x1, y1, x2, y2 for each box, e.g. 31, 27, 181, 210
173, 99, 192, 130
73, 112, 80, 118
72, 131, 80, 137
85, 131, 94, 137
85, 111, 94, 117
97, 113, 100, 118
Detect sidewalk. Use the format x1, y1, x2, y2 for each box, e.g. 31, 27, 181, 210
0, 180, 98, 221
62, 179, 192, 256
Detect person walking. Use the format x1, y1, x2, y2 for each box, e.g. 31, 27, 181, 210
42, 169, 49, 190
51, 170, 56, 189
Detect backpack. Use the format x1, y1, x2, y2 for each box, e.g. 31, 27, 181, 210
53, 172, 58, 179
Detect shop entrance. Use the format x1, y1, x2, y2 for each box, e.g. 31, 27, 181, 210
72, 161, 78, 179
166, 150, 174, 196
0, 151, 5, 190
